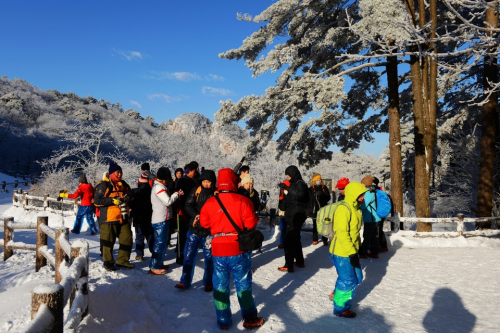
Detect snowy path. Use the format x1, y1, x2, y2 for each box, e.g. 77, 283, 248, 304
2, 222, 499, 332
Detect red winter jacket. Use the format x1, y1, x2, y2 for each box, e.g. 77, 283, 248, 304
67, 183, 94, 206
200, 168, 259, 257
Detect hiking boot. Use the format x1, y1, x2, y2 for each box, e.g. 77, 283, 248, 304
323, 240, 328, 246
161, 264, 170, 270
367, 253, 379, 259
278, 266, 294, 273
359, 254, 368, 259
379, 247, 389, 252
148, 269, 166, 275
336, 310, 356, 318
329, 292, 334, 301
293, 262, 305, 268
176, 257, 184, 265
116, 262, 135, 269
90, 232, 97, 236
278, 244, 284, 249
312, 241, 319, 245
219, 326, 230, 330
103, 264, 116, 272
204, 286, 213, 292
135, 256, 143, 262
243, 317, 265, 329
175, 283, 187, 290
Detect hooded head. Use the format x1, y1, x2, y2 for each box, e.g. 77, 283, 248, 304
217, 168, 238, 192
175, 168, 184, 179
285, 165, 302, 182
199, 169, 216, 188
344, 181, 368, 209
311, 173, 322, 187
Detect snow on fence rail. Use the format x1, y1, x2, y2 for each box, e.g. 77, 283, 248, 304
12, 189, 80, 215
386, 213, 500, 237
0, 216, 89, 333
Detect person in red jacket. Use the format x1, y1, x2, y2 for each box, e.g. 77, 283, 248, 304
60, 174, 98, 235
200, 168, 265, 330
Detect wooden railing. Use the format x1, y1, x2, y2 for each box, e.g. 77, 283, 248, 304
0, 216, 89, 332
386, 213, 500, 237
12, 189, 80, 215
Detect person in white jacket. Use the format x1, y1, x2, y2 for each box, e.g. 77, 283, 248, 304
149, 167, 183, 275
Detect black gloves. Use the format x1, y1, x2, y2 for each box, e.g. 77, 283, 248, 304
240, 156, 246, 163
349, 253, 361, 269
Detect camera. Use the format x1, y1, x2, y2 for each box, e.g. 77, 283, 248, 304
278, 182, 289, 189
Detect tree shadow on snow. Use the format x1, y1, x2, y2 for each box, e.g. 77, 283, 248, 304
422, 288, 476, 332
355, 239, 403, 304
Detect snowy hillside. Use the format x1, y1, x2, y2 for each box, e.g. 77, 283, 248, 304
1, 179, 499, 332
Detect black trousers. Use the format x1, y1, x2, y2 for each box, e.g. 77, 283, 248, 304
176, 215, 189, 264
311, 217, 328, 243
360, 222, 379, 255
284, 213, 306, 268
378, 219, 387, 248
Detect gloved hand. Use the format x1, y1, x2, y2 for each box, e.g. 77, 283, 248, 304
349, 253, 361, 269
112, 198, 122, 205
57, 190, 68, 201
240, 156, 245, 163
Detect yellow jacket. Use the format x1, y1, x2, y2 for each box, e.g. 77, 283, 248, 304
329, 181, 367, 257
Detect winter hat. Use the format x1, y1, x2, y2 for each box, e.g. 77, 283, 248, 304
361, 175, 375, 187
141, 163, 150, 171
311, 173, 322, 187
156, 167, 171, 182
174, 168, 184, 178
108, 161, 122, 175
335, 178, 350, 189
217, 168, 238, 192
373, 177, 380, 186
241, 174, 254, 185
79, 174, 88, 184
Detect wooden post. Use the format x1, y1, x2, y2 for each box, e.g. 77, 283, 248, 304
36, 216, 48, 272
23, 192, 28, 209
55, 227, 69, 284
457, 213, 464, 235
31, 283, 64, 333
3, 217, 14, 261
70, 242, 89, 318
44, 194, 49, 211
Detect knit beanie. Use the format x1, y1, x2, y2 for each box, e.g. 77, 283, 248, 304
79, 174, 88, 184
311, 173, 322, 187
109, 161, 122, 175
241, 174, 254, 185
157, 167, 171, 182
361, 175, 375, 187
141, 163, 150, 171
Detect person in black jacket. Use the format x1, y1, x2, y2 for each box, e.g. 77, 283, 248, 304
237, 174, 261, 212
175, 161, 199, 265
175, 170, 216, 291
129, 171, 154, 261
306, 173, 332, 246
279, 165, 310, 273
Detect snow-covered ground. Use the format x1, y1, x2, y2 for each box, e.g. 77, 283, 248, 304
1, 176, 500, 332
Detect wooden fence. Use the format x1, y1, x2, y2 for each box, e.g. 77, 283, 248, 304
12, 189, 80, 216
0, 216, 89, 332
386, 213, 500, 237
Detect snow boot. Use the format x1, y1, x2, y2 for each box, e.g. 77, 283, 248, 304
116, 262, 135, 269
312, 241, 319, 245
336, 310, 356, 318
161, 264, 170, 270
204, 286, 213, 292
278, 244, 284, 249
103, 264, 116, 272
329, 292, 334, 301
149, 269, 166, 275
379, 246, 389, 252
367, 253, 379, 259
359, 254, 368, 259
278, 266, 294, 273
323, 240, 328, 246
293, 262, 305, 268
135, 256, 143, 262
243, 317, 265, 329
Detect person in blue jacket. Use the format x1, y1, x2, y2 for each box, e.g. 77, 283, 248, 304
359, 175, 382, 259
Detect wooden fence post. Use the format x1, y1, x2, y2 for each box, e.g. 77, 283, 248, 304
3, 217, 14, 261
23, 192, 28, 210
31, 283, 64, 333
55, 227, 69, 284
43, 194, 49, 211
70, 242, 89, 318
456, 214, 464, 236
36, 216, 48, 272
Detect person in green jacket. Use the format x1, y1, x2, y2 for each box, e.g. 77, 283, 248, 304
329, 181, 367, 318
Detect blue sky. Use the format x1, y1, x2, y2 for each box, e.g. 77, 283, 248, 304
1, 0, 387, 158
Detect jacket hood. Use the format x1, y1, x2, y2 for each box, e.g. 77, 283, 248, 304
217, 168, 238, 192
344, 181, 367, 209
285, 165, 302, 182
199, 169, 216, 186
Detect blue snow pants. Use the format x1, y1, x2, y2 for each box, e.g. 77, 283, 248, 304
279, 217, 287, 246
149, 220, 170, 270
72, 205, 98, 234
180, 230, 213, 288
329, 253, 363, 315
213, 252, 257, 328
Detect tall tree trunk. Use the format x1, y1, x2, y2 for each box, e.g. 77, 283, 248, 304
386, 50, 404, 218
476, 1, 499, 226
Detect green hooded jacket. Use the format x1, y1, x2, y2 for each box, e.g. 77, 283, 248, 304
329, 181, 367, 257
